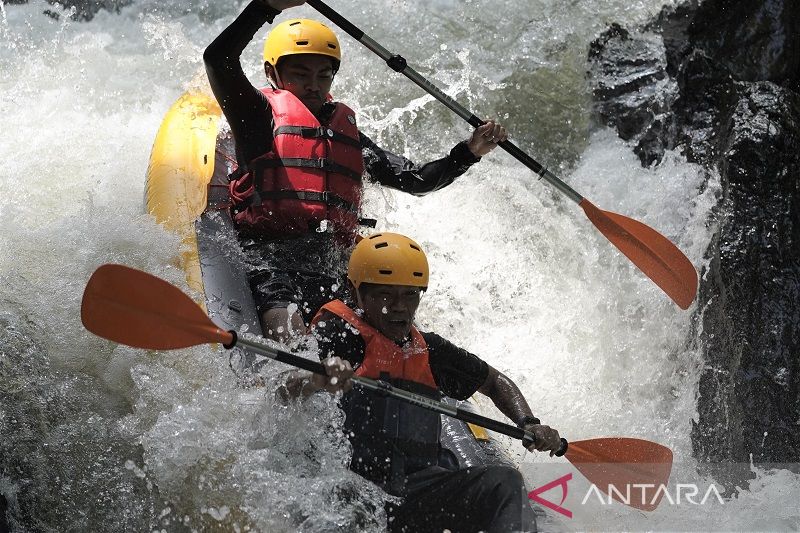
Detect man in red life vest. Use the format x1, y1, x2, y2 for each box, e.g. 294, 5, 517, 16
204, 1, 508, 344
279, 233, 561, 532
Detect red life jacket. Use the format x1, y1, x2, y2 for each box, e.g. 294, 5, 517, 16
228, 89, 365, 237
314, 300, 437, 387
312, 300, 441, 494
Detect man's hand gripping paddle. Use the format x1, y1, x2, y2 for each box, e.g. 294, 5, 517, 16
81, 264, 673, 510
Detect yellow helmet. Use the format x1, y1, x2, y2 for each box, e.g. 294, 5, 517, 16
263, 19, 341, 70
348, 233, 429, 290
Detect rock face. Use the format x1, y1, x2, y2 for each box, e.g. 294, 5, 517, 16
688, 0, 799, 93
588, 0, 800, 485
700, 83, 800, 473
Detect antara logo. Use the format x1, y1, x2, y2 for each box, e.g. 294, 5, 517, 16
581, 483, 725, 507
528, 473, 725, 517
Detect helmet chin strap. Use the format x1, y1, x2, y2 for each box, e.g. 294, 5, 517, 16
266, 64, 283, 90
354, 286, 366, 311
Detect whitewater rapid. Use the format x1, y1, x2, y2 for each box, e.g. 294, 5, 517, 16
2, 0, 799, 531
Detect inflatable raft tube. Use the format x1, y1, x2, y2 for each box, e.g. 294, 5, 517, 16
145, 92, 261, 340
144, 90, 524, 472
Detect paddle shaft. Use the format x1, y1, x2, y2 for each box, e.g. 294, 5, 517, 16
233, 332, 567, 455
81, 263, 675, 504
304, 1, 700, 311
306, 0, 583, 205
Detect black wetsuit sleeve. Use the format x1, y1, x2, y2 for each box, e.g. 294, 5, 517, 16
360, 132, 481, 196
422, 332, 489, 400
312, 312, 367, 368
203, 1, 280, 166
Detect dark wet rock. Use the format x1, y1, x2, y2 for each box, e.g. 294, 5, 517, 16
693, 82, 800, 483
590, 0, 799, 167
588, 0, 800, 487
588, 26, 668, 136
8, 0, 132, 21
59, 0, 133, 20
587, 23, 677, 166
670, 50, 739, 165
687, 0, 800, 93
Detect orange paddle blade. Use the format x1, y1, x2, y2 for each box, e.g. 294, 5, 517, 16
566, 437, 673, 511
81, 264, 233, 349
580, 199, 698, 309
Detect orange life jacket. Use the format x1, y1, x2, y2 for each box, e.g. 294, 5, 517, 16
312, 300, 442, 494
228, 89, 365, 236
315, 300, 437, 387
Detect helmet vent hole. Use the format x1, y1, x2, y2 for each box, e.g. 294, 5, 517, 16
409, 244, 420, 251
328, 44, 337, 50
296, 40, 309, 46
374, 242, 388, 249
369, 234, 383, 240
413, 272, 424, 277
379, 270, 393, 275
289, 21, 301, 26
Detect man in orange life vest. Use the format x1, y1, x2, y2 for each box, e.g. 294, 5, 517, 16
279, 233, 562, 532
204, 1, 508, 344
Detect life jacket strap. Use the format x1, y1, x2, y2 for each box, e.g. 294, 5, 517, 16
232, 189, 376, 227
251, 157, 363, 182
273, 125, 362, 149
258, 190, 357, 214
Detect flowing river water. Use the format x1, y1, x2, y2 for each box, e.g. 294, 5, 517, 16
1, 0, 799, 531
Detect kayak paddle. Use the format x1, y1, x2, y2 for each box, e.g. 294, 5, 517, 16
81, 264, 673, 510
306, 0, 697, 310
